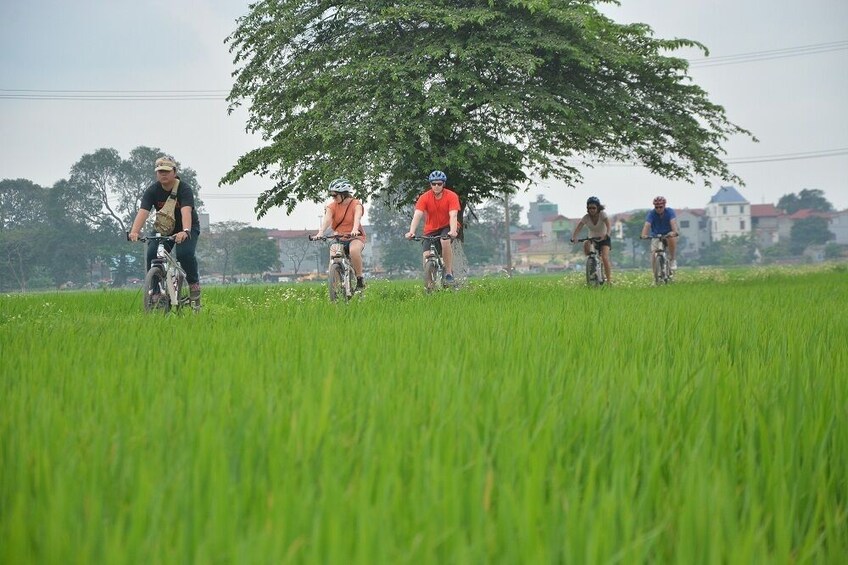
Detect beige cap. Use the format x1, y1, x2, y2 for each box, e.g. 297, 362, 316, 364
154, 156, 177, 172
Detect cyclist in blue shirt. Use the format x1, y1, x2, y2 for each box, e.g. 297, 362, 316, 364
640, 195, 679, 271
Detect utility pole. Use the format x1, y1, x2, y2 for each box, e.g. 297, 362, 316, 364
504, 192, 513, 275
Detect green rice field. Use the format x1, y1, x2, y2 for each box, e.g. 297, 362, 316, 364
2, 265, 847, 563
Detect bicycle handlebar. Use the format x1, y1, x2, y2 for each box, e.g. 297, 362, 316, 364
574, 236, 604, 243
640, 233, 677, 240
410, 235, 453, 242
127, 232, 176, 243
309, 234, 357, 241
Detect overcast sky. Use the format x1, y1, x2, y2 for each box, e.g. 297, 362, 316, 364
1, 0, 846, 230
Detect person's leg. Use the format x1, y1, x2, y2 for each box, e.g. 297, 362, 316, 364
583, 241, 591, 255
440, 230, 454, 276
349, 239, 365, 288
175, 236, 199, 284
668, 237, 678, 268
349, 240, 364, 277
601, 245, 613, 282
145, 240, 158, 273
175, 234, 201, 302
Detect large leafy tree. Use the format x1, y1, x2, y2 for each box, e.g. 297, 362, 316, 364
366, 195, 419, 274
789, 216, 834, 254
777, 189, 833, 215
69, 147, 203, 285
466, 198, 525, 265
69, 146, 203, 234
0, 179, 49, 290
233, 227, 281, 274
223, 0, 750, 218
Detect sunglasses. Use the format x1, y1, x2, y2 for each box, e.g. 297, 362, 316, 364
430, 181, 444, 186
330, 193, 340, 197
655, 205, 665, 209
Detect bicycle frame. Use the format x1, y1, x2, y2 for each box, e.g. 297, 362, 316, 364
649, 234, 674, 285
310, 234, 358, 301
411, 235, 449, 292
133, 234, 191, 312
577, 237, 605, 287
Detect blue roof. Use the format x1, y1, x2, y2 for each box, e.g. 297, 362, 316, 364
709, 185, 748, 204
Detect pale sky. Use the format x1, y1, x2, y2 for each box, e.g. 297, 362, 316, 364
1, 0, 846, 230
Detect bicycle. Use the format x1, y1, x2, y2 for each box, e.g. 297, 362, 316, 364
129, 233, 197, 313
642, 233, 676, 285
309, 234, 359, 302
576, 237, 606, 287
410, 235, 453, 293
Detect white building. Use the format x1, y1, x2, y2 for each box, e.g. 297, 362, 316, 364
706, 186, 751, 241
829, 210, 848, 245
675, 208, 708, 257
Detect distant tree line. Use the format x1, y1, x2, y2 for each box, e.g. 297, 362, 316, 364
0, 147, 279, 292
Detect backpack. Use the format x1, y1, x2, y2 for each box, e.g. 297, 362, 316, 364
153, 180, 179, 235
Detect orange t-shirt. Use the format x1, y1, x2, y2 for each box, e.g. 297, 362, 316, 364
415, 187, 461, 233
327, 197, 366, 241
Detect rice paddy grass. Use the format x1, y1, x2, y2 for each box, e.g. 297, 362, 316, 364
2, 265, 846, 563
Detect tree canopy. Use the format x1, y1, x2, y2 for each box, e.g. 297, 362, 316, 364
777, 189, 834, 215
223, 0, 751, 217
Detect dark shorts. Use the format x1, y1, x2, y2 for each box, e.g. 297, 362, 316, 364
585, 236, 611, 250
422, 227, 453, 253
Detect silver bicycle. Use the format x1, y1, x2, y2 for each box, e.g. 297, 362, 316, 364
576, 237, 606, 287
130, 233, 197, 313
643, 233, 676, 285
411, 235, 453, 293
309, 234, 359, 302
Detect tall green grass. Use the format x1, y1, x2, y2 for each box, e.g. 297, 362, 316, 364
2, 266, 846, 563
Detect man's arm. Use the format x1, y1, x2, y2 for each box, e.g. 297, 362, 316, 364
669, 218, 679, 235
175, 205, 193, 243
128, 209, 150, 241
406, 209, 424, 238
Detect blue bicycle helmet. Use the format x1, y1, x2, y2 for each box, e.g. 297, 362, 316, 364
428, 170, 447, 183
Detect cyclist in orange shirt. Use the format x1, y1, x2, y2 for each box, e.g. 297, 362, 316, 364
314, 178, 367, 290
404, 170, 461, 284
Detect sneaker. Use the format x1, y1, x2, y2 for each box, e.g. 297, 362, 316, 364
189, 283, 201, 302
355, 277, 365, 291
444, 273, 455, 284
670, 260, 678, 271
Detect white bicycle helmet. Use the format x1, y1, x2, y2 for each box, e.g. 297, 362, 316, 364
328, 177, 353, 194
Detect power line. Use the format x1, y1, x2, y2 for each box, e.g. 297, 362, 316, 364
1, 40, 845, 101
725, 147, 848, 164
196, 147, 848, 200
575, 147, 848, 168
687, 40, 848, 67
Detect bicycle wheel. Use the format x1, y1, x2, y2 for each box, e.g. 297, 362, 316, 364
143, 266, 170, 313
175, 274, 191, 310
328, 263, 344, 302
423, 260, 438, 293
655, 254, 668, 284
585, 256, 598, 287
346, 267, 357, 299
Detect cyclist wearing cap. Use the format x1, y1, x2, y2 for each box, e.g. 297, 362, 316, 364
640, 196, 679, 271
570, 196, 613, 283
129, 155, 202, 304
314, 178, 367, 290
404, 170, 461, 284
